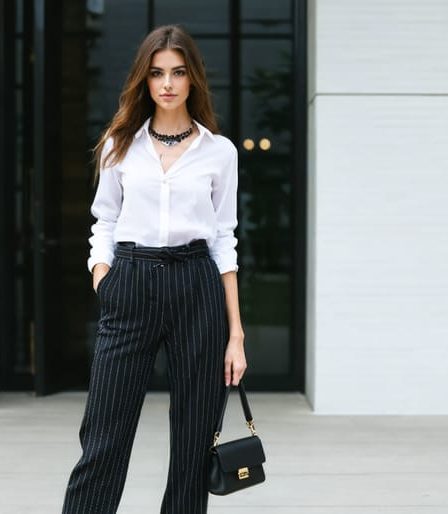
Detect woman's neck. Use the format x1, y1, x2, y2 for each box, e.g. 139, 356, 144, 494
151, 108, 192, 134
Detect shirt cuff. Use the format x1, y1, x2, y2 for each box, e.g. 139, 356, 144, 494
87, 249, 116, 274
210, 248, 239, 274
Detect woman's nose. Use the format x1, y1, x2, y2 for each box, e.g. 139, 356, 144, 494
163, 75, 172, 89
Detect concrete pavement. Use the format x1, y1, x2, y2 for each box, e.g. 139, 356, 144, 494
1, 391, 447, 513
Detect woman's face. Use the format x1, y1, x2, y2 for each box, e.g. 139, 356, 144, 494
146, 49, 191, 112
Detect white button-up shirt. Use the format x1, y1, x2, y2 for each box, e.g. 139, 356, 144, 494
87, 116, 239, 274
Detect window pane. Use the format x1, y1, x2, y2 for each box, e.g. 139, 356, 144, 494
86, 1, 148, 140
241, 0, 291, 35
238, 29, 293, 376
154, 0, 229, 34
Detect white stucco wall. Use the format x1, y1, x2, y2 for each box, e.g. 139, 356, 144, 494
306, 0, 448, 413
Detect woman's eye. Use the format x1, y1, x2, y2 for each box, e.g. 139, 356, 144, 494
149, 69, 186, 78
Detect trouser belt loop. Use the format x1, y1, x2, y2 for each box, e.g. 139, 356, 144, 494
124, 242, 135, 265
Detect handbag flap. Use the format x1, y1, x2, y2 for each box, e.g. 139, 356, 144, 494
213, 435, 266, 472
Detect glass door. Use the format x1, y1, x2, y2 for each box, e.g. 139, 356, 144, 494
237, 1, 295, 389
0, 0, 65, 395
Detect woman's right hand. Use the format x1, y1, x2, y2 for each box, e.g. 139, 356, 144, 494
92, 263, 111, 293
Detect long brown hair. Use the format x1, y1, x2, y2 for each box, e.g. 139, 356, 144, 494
91, 24, 220, 185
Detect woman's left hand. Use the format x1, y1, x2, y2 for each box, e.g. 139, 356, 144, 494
224, 332, 247, 386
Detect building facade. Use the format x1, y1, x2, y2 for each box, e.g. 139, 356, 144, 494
2, 0, 446, 414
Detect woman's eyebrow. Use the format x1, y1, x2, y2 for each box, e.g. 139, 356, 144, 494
149, 65, 187, 70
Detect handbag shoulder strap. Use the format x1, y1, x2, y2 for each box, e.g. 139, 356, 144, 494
212, 380, 256, 446
237, 380, 253, 423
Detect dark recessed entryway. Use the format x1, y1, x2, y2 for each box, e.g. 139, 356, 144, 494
0, 0, 307, 395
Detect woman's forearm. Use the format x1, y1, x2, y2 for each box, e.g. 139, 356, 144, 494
221, 271, 244, 340
221, 270, 246, 385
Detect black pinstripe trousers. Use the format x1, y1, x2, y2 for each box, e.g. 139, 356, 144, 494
62, 239, 228, 514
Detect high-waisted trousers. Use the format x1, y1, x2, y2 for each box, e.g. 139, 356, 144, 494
61, 239, 228, 514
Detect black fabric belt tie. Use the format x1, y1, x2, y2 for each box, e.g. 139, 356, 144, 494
115, 239, 209, 263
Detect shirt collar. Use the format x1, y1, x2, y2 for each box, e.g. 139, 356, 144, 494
133, 118, 148, 140
134, 116, 215, 141
192, 118, 215, 141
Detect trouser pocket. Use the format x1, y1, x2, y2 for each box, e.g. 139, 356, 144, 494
96, 259, 120, 297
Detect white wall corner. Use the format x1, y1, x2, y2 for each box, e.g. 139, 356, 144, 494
307, 0, 448, 414
305, 98, 317, 411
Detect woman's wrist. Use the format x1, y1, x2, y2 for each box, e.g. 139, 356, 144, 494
228, 330, 245, 345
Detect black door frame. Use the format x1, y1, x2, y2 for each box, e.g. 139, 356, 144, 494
292, 0, 308, 392
0, 0, 18, 390
33, 0, 64, 395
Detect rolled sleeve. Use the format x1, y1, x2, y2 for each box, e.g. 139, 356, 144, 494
87, 137, 123, 274
209, 142, 239, 274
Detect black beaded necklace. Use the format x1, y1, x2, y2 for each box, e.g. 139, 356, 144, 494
148, 120, 194, 147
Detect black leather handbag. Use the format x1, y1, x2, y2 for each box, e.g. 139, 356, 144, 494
208, 380, 266, 495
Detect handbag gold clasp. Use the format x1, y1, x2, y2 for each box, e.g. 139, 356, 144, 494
238, 467, 250, 480
246, 419, 257, 436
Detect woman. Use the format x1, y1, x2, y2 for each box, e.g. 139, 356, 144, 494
62, 24, 246, 514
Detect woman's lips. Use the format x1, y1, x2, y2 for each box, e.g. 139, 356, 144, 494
160, 94, 176, 98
